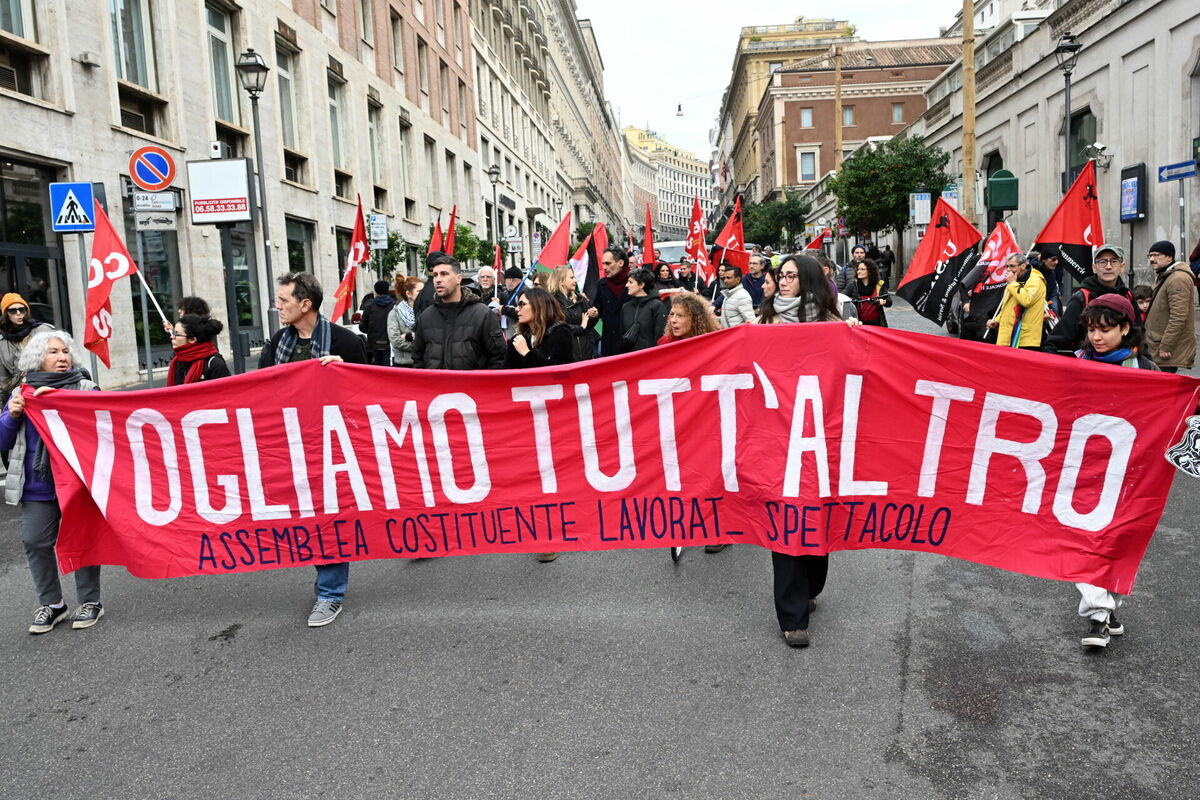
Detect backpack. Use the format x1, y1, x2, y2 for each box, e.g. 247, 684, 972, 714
554, 323, 598, 362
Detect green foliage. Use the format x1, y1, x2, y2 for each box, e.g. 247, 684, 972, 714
419, 224, 483, 265
574, 221, 595, 248
374, 231, 408, 277
742, 192, 811, 249
825, 136, 952, 235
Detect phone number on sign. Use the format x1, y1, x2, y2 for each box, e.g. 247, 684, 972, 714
193, 198, 248, 214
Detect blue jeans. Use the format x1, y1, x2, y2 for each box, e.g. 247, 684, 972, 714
314, 563, 349, 601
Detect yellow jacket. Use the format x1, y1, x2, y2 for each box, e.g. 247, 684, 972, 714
995, 267, 1046, 348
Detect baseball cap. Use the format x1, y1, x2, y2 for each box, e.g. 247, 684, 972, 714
1093, 243, 1124, 260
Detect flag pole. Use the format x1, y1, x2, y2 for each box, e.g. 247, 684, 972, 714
133, 268, 170, 326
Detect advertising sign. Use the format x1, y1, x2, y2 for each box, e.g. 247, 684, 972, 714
185, 159, 253, 225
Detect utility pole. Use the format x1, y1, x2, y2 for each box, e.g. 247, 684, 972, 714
833, 45, 844, 170
961, 0, 978, 227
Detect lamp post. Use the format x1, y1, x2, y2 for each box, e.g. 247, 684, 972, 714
235, 47, 278, 334
1054, 32, 1081, 194
487, 164, 501, 267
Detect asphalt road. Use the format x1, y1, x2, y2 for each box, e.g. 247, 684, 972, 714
1, 298, 1197, 800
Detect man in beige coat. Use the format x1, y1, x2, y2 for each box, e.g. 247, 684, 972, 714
1144, 240, 1196, 372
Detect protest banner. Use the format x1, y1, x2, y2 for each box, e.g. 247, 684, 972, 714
26, 325, 1199, 593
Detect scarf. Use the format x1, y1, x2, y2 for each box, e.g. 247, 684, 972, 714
0, 319, 40, 343
396, 300, 415, 328
274, 315, 332, 364
166, 341, 219, 386
24, 369, 86, 481
772, 295, 803, 324
603, 264, 631, 294
1078, 346, 1135, 364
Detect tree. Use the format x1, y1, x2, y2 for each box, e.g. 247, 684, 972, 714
824, 136, 952, 235
742, 192, 811, 249
574, 221, 595, 248
420, 224, 483, 266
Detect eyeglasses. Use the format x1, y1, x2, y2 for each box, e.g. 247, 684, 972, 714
516, 300, 530, 308
1094, 258, 1123, 266
779, 272, 799, 281
6, 307, 28, 315
169, 331, 187, 339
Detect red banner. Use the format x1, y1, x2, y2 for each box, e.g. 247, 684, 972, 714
26, 325, 1199, 593
85, 201, 140, 368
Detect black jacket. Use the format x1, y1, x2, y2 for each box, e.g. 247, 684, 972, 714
360, 295, 395, 348
620, 292, 667, 353
258, 321, 368, 367
592, 279, 629, 357
676, 273, 710, 296
1044, 276, 1135, 354
503, 323, 576, 368
555, 292, 591, 326
412, 288, 506, 370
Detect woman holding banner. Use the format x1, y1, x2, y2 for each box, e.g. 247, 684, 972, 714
657, 293, 721, 345
0, 330, 103, 634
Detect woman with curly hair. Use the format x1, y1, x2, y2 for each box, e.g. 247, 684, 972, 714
658, 293, 721, 344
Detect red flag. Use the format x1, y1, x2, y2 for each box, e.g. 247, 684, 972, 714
84, 200, 141, 368
897, 197, 982, 326
492, 243, 503, 273
685, 197, 714, 285
592, 222, 609, 260
535, 211, 572, 269
804, 228, 833, 250
1033, 160, 1104, 280
712, 197, 749, 271
642, 204, 655, 266
971, 222, 1022, 294
331, 195, 370, 321
444, 205, 457, 256
428, 220, 444, 254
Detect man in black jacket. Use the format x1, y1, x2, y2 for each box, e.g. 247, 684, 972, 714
1043, 243, 1135, 354
259, 272, 367, 629
359, 279, 395, 365
413, 255, 506, 369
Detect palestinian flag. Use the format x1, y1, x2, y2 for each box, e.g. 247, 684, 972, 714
583, 223, 606, 301
897, 198, 982, 326
1032, 160, 1103, 281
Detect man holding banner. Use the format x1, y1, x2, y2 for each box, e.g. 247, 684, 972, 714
259, 272, 368, 627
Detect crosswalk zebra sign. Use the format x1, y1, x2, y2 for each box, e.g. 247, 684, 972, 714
49, 182, 96, 232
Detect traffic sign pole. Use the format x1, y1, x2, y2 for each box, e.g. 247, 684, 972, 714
77, 233, 99, 381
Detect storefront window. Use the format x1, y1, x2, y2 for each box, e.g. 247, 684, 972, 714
0, 160, 70, 332
122, 195, 181, 371
229, 224, 263, 348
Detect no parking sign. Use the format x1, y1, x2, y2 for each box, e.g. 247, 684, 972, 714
128, 145, 176, 192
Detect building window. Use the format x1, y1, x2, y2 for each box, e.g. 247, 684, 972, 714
413, 0, 424, 24
424, 135, 438, 197
0, 42, 40, 97
286, 217, 316, 273
328, 77, 345, 169
769, 61, 783, 72
390, 12, 404, 72
206, 4, 238, 124
457, 79, 467, 132
798, 150, 817, 182
359, 0, 373, 44
439, 60, 449, 115
444, 149, 457, 205
397, 117, 412, 196
800, 107, 813, 128
891, 102, 904, 124
1, 0, 35, 38
416, 37, 428, 108
110, 0, 156, 89
368, 101, 384, 187
276, 46, 297, 150
842, 106, 855, 127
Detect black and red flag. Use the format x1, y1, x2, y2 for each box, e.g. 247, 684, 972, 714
897, 197, 982, 326
1032, 160, 1103, 281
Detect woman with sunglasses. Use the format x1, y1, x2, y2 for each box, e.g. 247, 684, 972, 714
166, 314, 230, 385
0, 293, 53, 396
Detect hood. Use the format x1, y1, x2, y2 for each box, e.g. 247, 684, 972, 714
373, 294, 396, 307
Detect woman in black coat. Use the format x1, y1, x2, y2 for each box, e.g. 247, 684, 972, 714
504, 287, 575, 368
619, 268, 667, 352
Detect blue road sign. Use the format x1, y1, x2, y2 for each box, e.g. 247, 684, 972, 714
1157, 161, 1197, 182
49, 182, 95, 232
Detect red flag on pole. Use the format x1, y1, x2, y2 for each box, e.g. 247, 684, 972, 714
685, 197, 714, 285
84, 200, 140, 368
592, 222, 609, 259
444, 205, 457, 256
492, 242, 503, 273
535, 211, 572, 270
1032, 160, 1103, 280
896, 197, 983, 326
971, 221, 1022, 294
804, 228, 833, 250
428, 220, 444, 254
642, 203, 655, 266
331, 195, 370, 321
712, 196, 748, 271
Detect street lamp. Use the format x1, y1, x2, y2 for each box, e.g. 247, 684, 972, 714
235, 47, 278, 334
487, 163, 501, 265
1054, 32, 1081, 194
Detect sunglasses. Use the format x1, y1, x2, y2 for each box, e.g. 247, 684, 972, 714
6, 307, 28, 315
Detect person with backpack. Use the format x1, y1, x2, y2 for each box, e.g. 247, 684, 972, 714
1043, 244, 1136, 354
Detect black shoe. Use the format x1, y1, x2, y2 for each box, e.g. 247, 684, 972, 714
1081, 619, 1110, 648
29, 604, 69, 634
72, 602, 104, 630
704, 543, 729, 554
783, 629, 810, 648
1107, 612, 1124, 636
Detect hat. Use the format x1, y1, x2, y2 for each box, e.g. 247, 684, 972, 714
1086, 292, 1136, 322
1093, 243, 1124, 261
373, 279, 390, 295
1148, 240, 1176, 260
503, 266, 523, 280
1, 293, 28, 314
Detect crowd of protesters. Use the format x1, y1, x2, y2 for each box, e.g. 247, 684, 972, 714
3, 231, 1197, 653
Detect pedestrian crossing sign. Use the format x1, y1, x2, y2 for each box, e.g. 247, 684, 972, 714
49, 182, 96, 232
